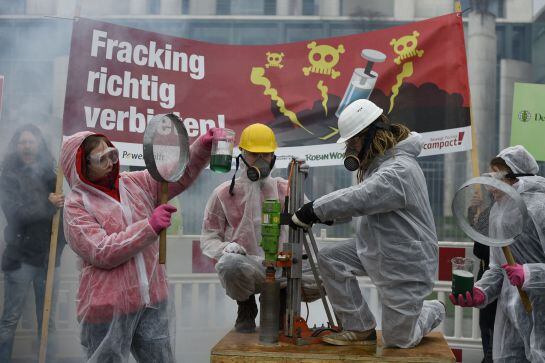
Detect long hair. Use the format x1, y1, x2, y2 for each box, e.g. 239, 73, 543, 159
354, 114, 411, 182
1, 123, 55, 173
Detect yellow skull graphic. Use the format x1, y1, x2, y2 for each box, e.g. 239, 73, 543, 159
302, 41, 345, 79
390, 31, 424, 65
265, 52, 284, 69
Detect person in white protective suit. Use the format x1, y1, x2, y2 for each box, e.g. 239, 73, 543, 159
201, 123, 318, 333
450, 145, 545, 363
61, 129, 214, 362
290, 99, 445, 347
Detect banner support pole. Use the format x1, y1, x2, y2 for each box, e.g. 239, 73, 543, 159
38, 166, 63, 363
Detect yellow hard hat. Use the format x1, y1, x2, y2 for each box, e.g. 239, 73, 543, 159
238, 123, 278, 153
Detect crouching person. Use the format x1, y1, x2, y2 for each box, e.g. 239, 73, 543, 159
201, 123, 320, 333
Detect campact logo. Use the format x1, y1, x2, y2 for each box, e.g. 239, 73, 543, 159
518, 110, 532, 122
422, 132, 465, 151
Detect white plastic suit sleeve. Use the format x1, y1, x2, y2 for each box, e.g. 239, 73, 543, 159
64, 202, 158, 269
523, 263, 545, 293
200, 187, 230, 260
313, 165, 406, 222
475, 263, 506, 307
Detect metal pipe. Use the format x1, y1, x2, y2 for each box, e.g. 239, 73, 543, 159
259, 269, 280, 344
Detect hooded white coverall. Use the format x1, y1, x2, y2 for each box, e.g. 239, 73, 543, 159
314, 133, 445, 348
476, 146, 545, 363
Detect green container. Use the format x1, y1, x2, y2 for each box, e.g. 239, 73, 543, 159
261, 235, 279, 262
263, 199, 281, 213
262, 213, 280, 225
261, 199, 281, 262
452, 269, 474, 296
210, 154, 232, 173
261, 235, 279, 244
262, 223, 280, 237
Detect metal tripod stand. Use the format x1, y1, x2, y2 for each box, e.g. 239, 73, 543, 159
259, 158, 338, 345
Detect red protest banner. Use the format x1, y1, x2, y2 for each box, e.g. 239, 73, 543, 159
63, 14, 471, 166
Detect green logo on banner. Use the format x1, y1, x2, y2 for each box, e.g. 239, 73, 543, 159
511, 83, 545, 161
518, 110, 532, 122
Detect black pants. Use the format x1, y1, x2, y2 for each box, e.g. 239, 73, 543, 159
477, 262, 497, 363
81, 301, 174, 363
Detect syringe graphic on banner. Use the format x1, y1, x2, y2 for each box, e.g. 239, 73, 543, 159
335, 49, 386, 118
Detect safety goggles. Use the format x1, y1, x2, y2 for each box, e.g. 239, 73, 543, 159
87, 147, 119, 168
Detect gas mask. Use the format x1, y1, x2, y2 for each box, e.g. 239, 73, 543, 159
343, 120, 391, 172
229, 153, 277, 195
242, 155, 275, 181
343, 145, 361, 171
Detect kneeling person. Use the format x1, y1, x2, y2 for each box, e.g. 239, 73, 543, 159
292, 100, 445, 348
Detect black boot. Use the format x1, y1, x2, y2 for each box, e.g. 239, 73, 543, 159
235, 295, 258, 333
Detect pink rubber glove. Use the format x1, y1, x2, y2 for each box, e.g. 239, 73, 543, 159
449, 287, 486, 307
200, 127, 219, 148
502, 263, 525, 287
149, 204, 177, 234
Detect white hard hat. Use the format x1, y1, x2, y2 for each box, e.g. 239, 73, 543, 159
336, 99, 383, 144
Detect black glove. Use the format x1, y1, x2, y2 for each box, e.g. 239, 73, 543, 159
290, 201, 319, 229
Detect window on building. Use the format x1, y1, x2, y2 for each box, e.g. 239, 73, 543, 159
182, 0, 189, 14
511, 25, 528, 61
415, 0, 453, 19
264, 0, 276, 15
496, 26, 505, 59
236, 24, 280, 44
488, 0, 504, 17
148, 0, 161, 14
302, 0, 317, 15
460, 0, 504, 18
216, 0, 231, 15
216, 0, 277, 15
0, 0, 25, 14
341, 0, 394, 18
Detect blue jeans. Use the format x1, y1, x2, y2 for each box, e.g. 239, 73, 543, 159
0, 263, 59, 362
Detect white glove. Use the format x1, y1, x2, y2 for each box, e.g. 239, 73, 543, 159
222, 242, 247, 255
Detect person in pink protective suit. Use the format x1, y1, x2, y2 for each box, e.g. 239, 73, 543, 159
61, 129, 215, 362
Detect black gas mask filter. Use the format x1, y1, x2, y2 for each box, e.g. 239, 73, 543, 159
343, 120, 391, 172
229, 153, 277, 195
